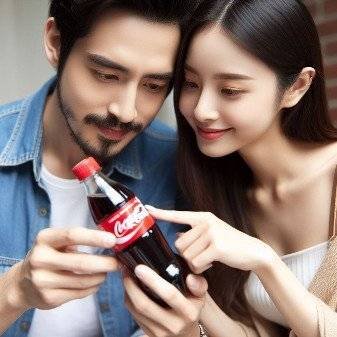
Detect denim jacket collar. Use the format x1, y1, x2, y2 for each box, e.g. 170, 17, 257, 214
0, 78, 143, 180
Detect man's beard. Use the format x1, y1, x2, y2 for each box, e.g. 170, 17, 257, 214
56, 83, 143, 164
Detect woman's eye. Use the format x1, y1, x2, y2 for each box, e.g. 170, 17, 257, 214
221, 88, 243, 97
95, 71, 119, 82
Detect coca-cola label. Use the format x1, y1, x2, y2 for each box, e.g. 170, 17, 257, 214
99, 197, 155, 251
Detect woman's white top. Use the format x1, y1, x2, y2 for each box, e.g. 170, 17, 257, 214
244, 241, 329, 327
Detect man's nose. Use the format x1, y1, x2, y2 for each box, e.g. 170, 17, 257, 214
108, 85, 137, 123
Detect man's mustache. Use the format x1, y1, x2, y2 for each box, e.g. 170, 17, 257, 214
84, 114, 143, 133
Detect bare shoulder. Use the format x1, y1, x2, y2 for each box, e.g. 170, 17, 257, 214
325, 140, 337, 155
294, 141, 337, 191
314, 142, 337, 188
316, 141, 337, 170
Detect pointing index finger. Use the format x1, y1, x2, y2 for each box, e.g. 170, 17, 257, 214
145, 206, 200, 227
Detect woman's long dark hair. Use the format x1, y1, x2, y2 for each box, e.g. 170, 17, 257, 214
174, 0, 337, 327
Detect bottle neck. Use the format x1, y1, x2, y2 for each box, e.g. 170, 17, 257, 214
82, 174, 99, 195
82, 172, 125, 205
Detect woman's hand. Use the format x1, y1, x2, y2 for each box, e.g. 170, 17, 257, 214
123, 265, 208, 337
146, 206, 276, 274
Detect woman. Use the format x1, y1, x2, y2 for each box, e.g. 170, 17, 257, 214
123, 1, 337, 336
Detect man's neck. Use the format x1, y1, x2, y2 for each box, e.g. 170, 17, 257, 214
42, 91, 86, 179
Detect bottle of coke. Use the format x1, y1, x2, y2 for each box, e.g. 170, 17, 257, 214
72, 157, 189, 304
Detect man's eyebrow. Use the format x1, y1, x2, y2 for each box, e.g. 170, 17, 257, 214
87, 53, 129, 73
185, 64, 254, 80
87, 53, 172, 81
144, 73, 173, 81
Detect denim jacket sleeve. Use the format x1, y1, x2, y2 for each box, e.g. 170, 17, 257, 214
130, 328, 145, 337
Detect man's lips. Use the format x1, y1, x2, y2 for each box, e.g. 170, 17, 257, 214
197, 126, 234, 140
98, 126, 129, 141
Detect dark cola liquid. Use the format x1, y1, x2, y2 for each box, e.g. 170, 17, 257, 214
88, 192, 189, 305
117, 225, 189, 304
88, 182, 133, 224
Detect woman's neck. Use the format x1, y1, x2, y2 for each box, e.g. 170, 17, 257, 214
239, 120, 335, 193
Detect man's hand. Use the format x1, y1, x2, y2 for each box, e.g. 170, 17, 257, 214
124, 265, 208, 337
7, 227, 117, 311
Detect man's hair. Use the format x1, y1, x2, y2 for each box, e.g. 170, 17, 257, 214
49, 0, 195, 75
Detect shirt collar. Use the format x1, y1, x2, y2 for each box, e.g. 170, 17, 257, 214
0, 77, 143, 180
105, 139, 143, 180
0, 78, 54, 168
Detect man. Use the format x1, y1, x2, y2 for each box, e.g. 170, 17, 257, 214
0, 1, 193, 336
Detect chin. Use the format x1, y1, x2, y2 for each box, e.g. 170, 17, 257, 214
196, 138, 235, 157
198, 146, 233, 158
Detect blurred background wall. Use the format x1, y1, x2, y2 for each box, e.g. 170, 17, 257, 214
304, 0, 337, 119
0, 0, 336, 125
0, 1, 53, 103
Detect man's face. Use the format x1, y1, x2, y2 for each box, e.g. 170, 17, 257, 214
57, 10, 180, 163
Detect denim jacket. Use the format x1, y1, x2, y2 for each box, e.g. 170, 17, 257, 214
0, 78, 179, 337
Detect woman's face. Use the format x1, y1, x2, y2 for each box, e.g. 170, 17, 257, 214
179, 25, 281, 158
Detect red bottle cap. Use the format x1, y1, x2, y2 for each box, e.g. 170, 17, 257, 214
72, 157, 102, 181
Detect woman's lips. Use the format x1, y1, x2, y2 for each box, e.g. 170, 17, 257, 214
197, 127, 233, 140
98, 126, 129, 141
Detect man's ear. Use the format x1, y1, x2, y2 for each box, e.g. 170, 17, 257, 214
44, 17, 61, 69
280, 67, 316, 109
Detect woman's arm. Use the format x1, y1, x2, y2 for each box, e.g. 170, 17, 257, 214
200, 293, 254, 337
255, 253, 319, 337
146, 207, 325, 337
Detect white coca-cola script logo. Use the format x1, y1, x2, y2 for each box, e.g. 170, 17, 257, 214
113, 204, 149, 240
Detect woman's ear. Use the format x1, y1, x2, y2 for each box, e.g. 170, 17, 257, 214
44, 17, 61, 69
280, 67, 316, 109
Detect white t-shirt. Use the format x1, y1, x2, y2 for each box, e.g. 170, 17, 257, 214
27, 164, 103, 337
245, 241, 328, 327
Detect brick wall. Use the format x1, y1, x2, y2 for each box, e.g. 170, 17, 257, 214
304, 0, 337, 120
